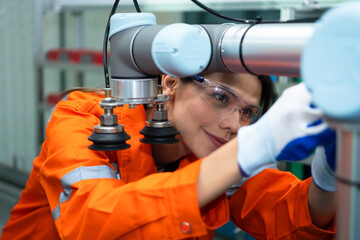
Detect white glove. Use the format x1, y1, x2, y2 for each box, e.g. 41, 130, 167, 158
237, 83, 334, 177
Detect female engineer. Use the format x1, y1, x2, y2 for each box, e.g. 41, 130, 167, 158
1, 72, 336, 239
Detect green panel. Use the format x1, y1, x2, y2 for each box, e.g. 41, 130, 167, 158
289, 162, 304, 180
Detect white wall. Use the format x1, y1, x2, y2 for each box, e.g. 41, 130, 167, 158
0, 0, 37, 173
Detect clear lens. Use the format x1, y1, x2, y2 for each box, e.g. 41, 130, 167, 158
201, 85, 238, 113
199, 84, 261, 124
240, 105, 261, 124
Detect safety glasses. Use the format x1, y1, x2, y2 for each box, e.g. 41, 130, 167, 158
191, 75, 262, 125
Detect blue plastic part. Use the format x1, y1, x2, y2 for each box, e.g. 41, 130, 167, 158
301, 2, 360, 121
109, 13, 156, 39
151, 23, 211, 77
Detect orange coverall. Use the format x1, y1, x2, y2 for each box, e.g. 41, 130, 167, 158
1, 91, 335, 239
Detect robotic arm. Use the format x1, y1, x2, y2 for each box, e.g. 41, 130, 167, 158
88, 12, 315, 150
108, 13, 314, 105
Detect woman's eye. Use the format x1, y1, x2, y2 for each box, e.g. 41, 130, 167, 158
213, 92, 229, 104
242, 108, 254, 118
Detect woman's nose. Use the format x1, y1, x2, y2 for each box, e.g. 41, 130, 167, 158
219, 110, 242, 133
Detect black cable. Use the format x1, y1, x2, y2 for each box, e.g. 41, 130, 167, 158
133, 0, 142, 12
103, 0, 142, 88
191, 0, 264, 75
239, 16, 262, 75
103, 0, 120, 89
190, 0, 316, 24
334, 173, 360, 189
190, 0, 257, 23
190, 0, 316, 76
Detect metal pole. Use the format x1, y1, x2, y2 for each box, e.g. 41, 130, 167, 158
335, 123, 360, 240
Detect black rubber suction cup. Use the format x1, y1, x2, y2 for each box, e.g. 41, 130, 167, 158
139, 125, 179, 144
88, 131, 131, 151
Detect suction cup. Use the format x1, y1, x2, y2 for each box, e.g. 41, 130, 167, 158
139, 94, 179, 144
88, 125, 131, 151
139, 124, 179, 144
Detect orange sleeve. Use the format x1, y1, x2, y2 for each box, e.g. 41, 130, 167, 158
229, 169, 335, 240
49, 161, 228, 239
39, 94, 228, 239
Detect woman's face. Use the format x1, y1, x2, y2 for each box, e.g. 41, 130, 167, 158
163, 72, 262, 159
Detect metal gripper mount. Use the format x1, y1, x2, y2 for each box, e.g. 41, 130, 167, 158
140, 94, 179, 144
88, 88, 130, 151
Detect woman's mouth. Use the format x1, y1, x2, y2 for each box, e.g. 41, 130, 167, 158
205, 131, 228, 148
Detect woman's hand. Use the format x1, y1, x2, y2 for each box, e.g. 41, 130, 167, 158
237, 83, 335, 177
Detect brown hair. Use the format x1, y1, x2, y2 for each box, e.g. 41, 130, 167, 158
257, 75, 276, 115
60, 87, 105, 99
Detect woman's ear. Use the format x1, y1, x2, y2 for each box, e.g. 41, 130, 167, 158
161, 75, 179, 96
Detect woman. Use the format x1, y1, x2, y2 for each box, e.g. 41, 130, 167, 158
1, 72, 335, 239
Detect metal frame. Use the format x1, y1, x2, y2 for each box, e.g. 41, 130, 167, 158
52, 0, 343, 11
